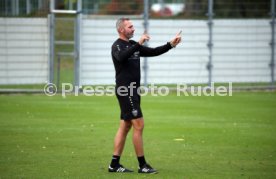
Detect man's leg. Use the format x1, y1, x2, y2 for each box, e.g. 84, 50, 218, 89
131, 118, 144, 157
108, 120, 133, 172
113, 120, 132, 156
131, 118, 147, 167
131, 118, 158, 174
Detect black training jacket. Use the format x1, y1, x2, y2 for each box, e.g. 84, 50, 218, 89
111, 38, 172, 86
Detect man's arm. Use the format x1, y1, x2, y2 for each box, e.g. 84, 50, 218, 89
112, 43, 140, 62
138, 31, 182, 57
140, 43, 172, 57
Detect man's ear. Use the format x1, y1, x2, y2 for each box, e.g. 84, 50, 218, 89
119, 27, 124, 33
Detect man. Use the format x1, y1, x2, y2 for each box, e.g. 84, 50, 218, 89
108, 17, 181, 174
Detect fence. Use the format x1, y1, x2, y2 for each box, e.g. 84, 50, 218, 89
0, 0, 275, 89
0, 18, 49, 84
79, 0, 275, 86
80, 18, 274, 85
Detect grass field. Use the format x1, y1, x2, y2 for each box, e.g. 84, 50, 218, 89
0, 92, 276, 178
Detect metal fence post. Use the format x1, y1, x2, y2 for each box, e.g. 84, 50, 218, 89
49, 0, 55, 84
207, 0, 214, 86
270, 0, 275, 85
38, 0, 42, 9
26, 0, 31, 14
12, 0, 19, 16
74, 0, 82, 89
143, 0, 149, 86
49, 0, 81, 89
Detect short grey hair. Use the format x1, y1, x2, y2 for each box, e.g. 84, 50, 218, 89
116, 17, 130, 31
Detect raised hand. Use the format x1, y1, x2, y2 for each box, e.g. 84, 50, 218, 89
170, 30, 182, 47
139, 31, 150, 45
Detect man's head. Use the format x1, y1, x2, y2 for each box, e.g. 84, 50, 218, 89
116, 17, 135, 40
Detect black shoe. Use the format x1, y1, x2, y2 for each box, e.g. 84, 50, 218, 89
108, 164, 134, 173
138, 164, 158, 174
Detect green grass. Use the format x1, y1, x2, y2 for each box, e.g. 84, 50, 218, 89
0, 92, 276, 178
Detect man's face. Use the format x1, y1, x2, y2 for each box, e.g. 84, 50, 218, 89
121, 20, 135, 39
